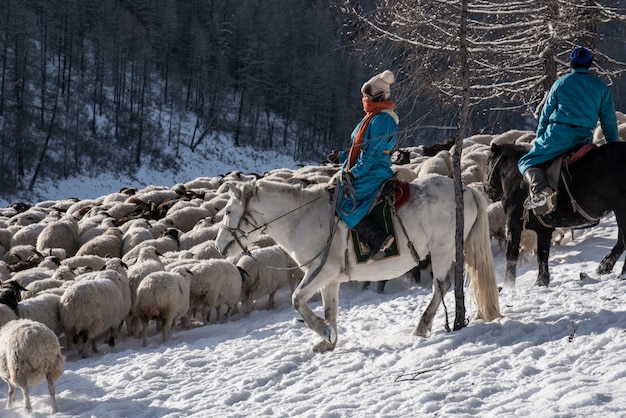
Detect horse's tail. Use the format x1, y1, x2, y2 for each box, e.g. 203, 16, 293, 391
465, 186, 502, 322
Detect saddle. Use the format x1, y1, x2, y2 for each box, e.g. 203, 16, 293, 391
351, 178, 410, 263
531, 144, 600, 228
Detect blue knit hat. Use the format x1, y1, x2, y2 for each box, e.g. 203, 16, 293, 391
570, 46, 593, 65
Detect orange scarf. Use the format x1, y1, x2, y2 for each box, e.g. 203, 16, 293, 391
347, 98, 395, 171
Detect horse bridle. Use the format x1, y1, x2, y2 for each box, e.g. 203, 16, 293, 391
485, 152, 504, 200
220, 184, 339, 272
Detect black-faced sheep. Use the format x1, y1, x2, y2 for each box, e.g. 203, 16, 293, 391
0, 318, 65, 413
133, 267, 192, 346
0, 279, 28, 315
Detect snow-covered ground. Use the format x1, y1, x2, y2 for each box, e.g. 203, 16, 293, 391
2, 139, 626, 417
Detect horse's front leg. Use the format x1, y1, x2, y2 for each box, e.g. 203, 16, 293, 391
598, 228, 625, 275
535, 229, 552, 286
414, 273, 451, 337
503, 226, 522, 289
313, 281, 340, 353
292, 274, 339, 352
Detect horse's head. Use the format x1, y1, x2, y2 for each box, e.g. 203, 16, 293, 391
215, 180, 261, 257
484, 142, 531, 202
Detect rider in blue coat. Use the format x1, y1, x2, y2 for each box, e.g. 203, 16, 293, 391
328, 70, 399, 262
518, 46, 619, 209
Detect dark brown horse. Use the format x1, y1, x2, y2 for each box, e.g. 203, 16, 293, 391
485, 141, 626, 288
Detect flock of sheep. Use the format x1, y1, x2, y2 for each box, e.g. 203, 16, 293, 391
1, 111, 625, 413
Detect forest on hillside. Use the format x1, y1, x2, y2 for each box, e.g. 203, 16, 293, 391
1, 0, 626, 195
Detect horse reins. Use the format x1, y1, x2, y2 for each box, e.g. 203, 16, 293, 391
226, 185, 340, 274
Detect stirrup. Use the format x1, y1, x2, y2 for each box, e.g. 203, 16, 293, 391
524, 189, 551, 210
367, 236, 395, 263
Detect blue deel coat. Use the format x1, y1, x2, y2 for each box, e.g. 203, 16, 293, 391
335, 110, 398, 229
518, 67, 619, 174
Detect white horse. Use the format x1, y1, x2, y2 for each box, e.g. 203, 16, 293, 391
215, 175, 501, 352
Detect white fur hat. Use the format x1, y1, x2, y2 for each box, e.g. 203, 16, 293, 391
361, 70, 395, 101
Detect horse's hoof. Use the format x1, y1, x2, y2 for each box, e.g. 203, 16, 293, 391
313, 340, 336, 353
322, 324, 337, 345
413, 326, 430, 338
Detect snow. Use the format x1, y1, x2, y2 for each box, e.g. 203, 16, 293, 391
2, 140, 626, 417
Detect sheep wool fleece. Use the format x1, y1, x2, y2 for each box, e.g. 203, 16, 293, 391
518, 67, 619, 174
336, 110, 398, 229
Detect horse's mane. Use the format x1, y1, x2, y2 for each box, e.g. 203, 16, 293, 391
495, 142, 531, 161
256, 178, 329, 201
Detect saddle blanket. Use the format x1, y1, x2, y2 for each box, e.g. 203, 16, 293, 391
351, 180, 409, 263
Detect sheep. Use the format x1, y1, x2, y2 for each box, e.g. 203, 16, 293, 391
75, 226, 123, 258
189, 239, 225, 260
133, 267, 192, 346
17, 293, 63, 335
487, 201, 507, 252
126, 246, 165, 336
61, 254, 108, 272
59, 264, 129, 357
0, 279, 28, 315
10, 266, 55, 288
2, 244, 42, 264
0, 304, 17, 327
78, 217, 116, 247
490, 129, 535, 145
0, 319, 65, 413
36, 214, 81, 257
122, 227, 180, 264
184, 176, 223, 190
122, 225, 154, 255
417, 150, 453, 178
22, 277, 68, 300
236, 245, 303, 313
179, 218, 220, 250
165, 205, 213, 233
9, 222, 47, 248
187, 259, 242, 324
8, 206, 49, 227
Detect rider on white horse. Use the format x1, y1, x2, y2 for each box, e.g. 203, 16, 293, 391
328, 70, 400, 262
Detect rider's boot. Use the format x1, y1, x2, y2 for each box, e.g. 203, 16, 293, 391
352, 215, 394, 263
522, 167, 553, 209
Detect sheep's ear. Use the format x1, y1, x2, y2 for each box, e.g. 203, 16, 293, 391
491, 143, 499, 153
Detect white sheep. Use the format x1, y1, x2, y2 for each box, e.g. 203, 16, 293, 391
126, 246, 165, 336
61, 254, 108, 272
78, 217, 116, 247
187, 259, 242, 324
122, 225, 154, 255
179, 218, 220, 250
236, 245, 303, 313
133, 267, 191, 346
75, 226, 123, 258
36, 214, 80, 257
59, 264, 129, 357
417, 150, 453, 178
161, 204, 210, 231
17, 293, 63, 335
0, 304, 17, 327
122, 227, 180, 264
0, 318, 65, 413
9, 222, 47, 248
487, 201, 506, 252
